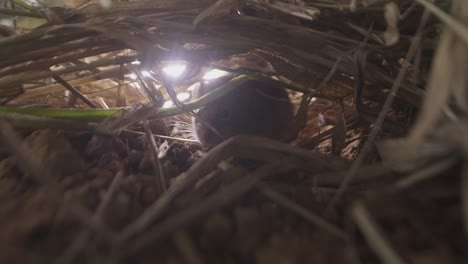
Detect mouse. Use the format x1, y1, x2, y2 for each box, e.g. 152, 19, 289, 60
192, 78, 296, 147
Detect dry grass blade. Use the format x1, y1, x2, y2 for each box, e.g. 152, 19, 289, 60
0, 0, 426, 123
123, 129, 200, 144
415, 0, 468, 46
59, 202, 118, 243
351, 201, 406, 264
95, 103, 159, 134
172, 230, 205, 264
143, 120, 167, 191
57, 170, 125, 264
408, 0, 468, 141
9, 66, 124, 100
123, 156, 297, 257
52, 75, 98, 108
119, 135, 347, 243
311, 164, 394, 187
193, 0, 242, 25
394, 157, 457, 190
0, 119, 50, 184
256, 182, 347, 239
0, 55, 136, 89
378, 0, 468, 173
326, 8, 431, 212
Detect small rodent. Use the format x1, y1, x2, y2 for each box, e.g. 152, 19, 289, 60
192, 78, 296, 146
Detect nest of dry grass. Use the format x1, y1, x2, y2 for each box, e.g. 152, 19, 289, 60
0, 0, 467, 263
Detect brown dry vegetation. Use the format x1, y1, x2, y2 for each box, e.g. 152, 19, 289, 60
0, 0, 467, 263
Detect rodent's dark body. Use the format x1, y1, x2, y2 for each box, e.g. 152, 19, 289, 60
192, 79, 295, 146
